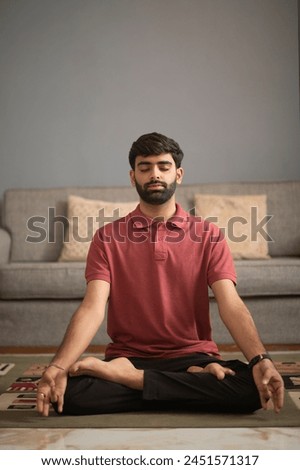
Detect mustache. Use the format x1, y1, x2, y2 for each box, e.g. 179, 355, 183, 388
145, 180, 167, 189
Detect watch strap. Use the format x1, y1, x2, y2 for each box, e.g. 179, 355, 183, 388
248, 353, 272, 369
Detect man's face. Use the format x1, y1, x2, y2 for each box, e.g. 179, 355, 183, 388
130, 154, 183, 205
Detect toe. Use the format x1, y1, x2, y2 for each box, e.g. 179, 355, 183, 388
68, 362, 81, 376
187, 366, 204, 373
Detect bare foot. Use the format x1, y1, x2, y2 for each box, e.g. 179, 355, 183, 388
68, 357, 144, 390
187, 366, 204, 373
187, 362, 235, 380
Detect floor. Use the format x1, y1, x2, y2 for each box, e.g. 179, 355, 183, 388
0, 351, 299, 450
1, 426, 300, 450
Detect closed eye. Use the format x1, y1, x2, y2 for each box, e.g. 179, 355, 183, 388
158, 164, 172, 171
137, 161, 173, 172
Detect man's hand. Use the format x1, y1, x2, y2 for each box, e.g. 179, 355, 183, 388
252, 360, 284, 413
36, 368, 68, 417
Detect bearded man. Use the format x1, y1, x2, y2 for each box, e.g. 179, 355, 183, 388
37, 132, 284, 416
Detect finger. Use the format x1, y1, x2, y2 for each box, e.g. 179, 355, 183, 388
276, 383, 285, 412
36, 392, 51, 417
50, 387, 64, 414
57, 393, 64, 414
269, 381, 285, 413
267, 369, 285, 413
258, 370, 272, 410
273, 392, 284, 413
36, 391, 47, 414
258, 379, 272, 410
42, 398, 50, 417
50, 384, 58, 404
259, 389, 272, 410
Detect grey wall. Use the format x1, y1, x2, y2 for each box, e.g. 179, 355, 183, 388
0, 0, 299, 197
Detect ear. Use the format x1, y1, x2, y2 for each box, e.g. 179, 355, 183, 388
129, 170, 136, 187
176, 167, 184, 185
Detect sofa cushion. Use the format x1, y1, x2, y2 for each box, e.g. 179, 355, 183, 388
189, 181, 300, 258
2, 182, 300, 262
194, 194, 270, 259
2, 187, 139, 262
0, 228, 11, 264
234, 257, 300, 297
59, 195, 138, 261
0, 262, 86, 299
1, 258, 299, 300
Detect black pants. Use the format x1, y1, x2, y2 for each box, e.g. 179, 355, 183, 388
57, 353, 261, 416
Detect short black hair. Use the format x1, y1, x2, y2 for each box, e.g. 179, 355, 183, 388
128, 132, 184, 169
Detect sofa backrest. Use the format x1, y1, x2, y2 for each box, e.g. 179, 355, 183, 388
2, 181, 300, 261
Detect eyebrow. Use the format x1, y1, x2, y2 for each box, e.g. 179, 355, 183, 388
137, 160, 173, 167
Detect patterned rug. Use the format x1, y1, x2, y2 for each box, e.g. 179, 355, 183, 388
0, 353, 299, 428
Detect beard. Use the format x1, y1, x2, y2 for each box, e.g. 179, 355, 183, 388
134, 179, 177, 205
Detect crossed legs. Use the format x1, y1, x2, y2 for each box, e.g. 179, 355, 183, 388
54, 354, 262, 416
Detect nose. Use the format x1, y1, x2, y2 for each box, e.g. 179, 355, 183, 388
149, 165, 161, 180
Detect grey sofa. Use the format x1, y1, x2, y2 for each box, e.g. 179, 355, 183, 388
0, 181, 299, 348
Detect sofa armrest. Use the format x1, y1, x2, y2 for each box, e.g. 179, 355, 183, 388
0, 228, 11, 264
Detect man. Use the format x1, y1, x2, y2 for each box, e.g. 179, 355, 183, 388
37, 132, 284, 416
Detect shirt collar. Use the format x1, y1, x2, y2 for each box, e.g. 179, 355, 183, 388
129, 203, 189, 229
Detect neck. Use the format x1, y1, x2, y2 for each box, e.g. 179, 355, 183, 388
139, 197, 177, 220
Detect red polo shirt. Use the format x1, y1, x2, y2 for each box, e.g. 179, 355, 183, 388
85, 204, 236, 359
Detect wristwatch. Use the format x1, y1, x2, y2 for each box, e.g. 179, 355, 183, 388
248, 353, 273, 369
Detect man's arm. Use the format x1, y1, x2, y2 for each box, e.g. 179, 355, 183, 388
211, 279, 284, 413
37, 279, 110, 416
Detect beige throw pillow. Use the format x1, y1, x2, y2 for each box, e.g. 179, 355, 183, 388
194, 194, 270, 259
59, 195, 138, 261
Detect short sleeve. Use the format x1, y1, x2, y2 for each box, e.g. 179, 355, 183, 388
85, 229, 111, 284
206, 224, 237, 287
